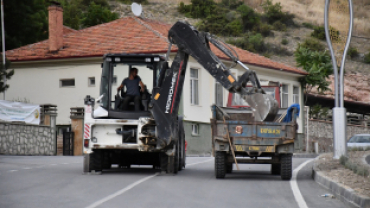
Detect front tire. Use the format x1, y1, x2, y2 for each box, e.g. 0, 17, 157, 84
215, 151, 226, 179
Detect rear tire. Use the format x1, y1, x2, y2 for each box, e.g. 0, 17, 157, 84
215, 151, 226, 179
280, 154, 292, 180
178, 117, 186, 171
84, 151, 102, 172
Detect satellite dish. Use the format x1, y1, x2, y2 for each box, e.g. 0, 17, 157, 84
131, 3, 142, 17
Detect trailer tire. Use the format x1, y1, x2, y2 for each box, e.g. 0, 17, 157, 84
271, 164, 281, 175
280, 154, 292, 180
226, 163, 233, 173
215, 151, 226, 179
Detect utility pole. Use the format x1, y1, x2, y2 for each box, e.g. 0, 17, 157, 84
1, 0, 6, 100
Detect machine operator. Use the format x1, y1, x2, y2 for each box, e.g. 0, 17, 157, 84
117, 67, 146, 111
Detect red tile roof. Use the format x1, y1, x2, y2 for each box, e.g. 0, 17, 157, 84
6, 17, 307, 75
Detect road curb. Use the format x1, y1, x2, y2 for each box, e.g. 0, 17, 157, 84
312, 157, 370, 208
293, 153, 318, 158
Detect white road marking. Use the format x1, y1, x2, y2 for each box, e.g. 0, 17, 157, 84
23, 167, 31, 170
85, 158, 213, 208
61, 163, 69, 165
186, 158, 213, 167
8, 170, 18, 172
290, 159, 314, 208
85, 173, 158, 208
50, 164, 56, 166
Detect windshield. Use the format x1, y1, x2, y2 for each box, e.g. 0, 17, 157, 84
348, 135, 370, 143
100, 60, 110, 109
231, 87, 277, 107
100, 60, 157, 111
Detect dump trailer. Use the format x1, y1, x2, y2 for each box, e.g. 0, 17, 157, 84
211, 105, 298, 180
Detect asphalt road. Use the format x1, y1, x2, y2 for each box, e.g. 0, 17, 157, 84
0, 156, 349, 208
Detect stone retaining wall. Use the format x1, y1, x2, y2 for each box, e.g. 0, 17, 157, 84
0, 122, 56, 155
307, 119, 370, 152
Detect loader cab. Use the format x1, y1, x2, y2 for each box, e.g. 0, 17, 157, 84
99, 54, 167, 119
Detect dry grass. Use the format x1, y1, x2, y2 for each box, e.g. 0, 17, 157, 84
268, 0, 370, 37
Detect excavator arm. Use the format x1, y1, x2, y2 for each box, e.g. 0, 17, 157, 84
149, 21, 278, 150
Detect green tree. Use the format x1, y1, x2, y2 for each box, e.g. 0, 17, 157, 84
59, 0, 84, 30
2, 0, 48, 50
0, 57, 15, 93
237, 4, 260, 30
82, 2, 119, 27
295, 46, 333, 103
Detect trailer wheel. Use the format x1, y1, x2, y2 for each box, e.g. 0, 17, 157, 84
280, 154, 292, 180
226, 163, 233, 173
215, 151, 226, 179
271, 164, 281, 175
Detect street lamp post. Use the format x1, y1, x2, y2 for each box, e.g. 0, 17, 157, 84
324, 0, 353, 159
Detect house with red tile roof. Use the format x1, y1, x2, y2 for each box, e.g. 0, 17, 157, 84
3, 5, 307, 154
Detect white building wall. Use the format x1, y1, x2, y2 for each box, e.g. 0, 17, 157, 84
4, 61, 102, 125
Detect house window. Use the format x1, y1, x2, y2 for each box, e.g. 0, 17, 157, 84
190, 68, 199, 105
215, 82, 223, 106
281, 84, 289, 108
293, 86, 299, 104
88, 77, 95, 87
192, 124, 199, 135
60, 79, 75, 87
112, 76, 117, 85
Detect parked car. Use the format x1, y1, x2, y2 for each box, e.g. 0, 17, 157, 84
347, 134, 370, 150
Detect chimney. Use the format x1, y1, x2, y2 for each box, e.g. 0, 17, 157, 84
48, 4, 63, 52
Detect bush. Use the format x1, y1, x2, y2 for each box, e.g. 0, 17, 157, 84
345, 160, 357, 172
364, 51, 370, 64
178, 0, 217, 18
253, 23, 273, 37
281, 38, 288, 45
227, 33, 266, 53
356, 166, 369, 176
347, 47, 359, 58
225, 19, 243, 36
302, 22, 314, 29
300, 38, 325, 52
311, 26, 326, 40
262, 0, 294, 25
311, 26, 339, 41
220, 0, 243, 9
273, 21, 287, 31
339, 155, 348, 165
237, 4, 260, 30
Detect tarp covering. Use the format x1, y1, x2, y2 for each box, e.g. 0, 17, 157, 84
0, 100, 40, 125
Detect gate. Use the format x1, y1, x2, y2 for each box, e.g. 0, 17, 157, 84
63, 132, 74, 156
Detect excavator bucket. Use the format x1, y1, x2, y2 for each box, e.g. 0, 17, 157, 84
243, 93, 279, 122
